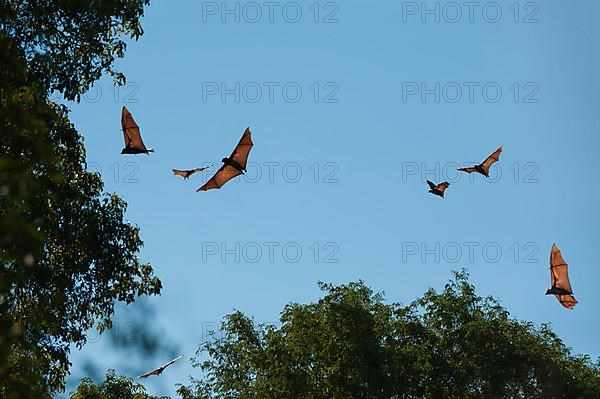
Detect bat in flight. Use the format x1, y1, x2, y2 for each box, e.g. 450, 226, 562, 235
457, 146, 502, 177
138, 355, 182, 379
545, 244, 578, 309
427, 180, 450, 198
197, 128, 253, 192
120, 106, 154, 155
172, 167, 211, 180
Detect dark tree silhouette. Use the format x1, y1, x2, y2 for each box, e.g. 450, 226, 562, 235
177, 271, 600, 399
0, 0, 150, 101
0, 1, 159, 397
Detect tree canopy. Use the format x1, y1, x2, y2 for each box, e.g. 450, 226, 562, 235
175, 271, 600, 399
0, 1, 159, 398
69, 369, 167, 399
0, 0, 150, 101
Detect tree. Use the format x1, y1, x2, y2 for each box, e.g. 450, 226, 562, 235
179, 271, 600, 399
0, 0, 150, 101
0, 1, 159, 397
69, 369, 167, 399
0, 32, 161, 397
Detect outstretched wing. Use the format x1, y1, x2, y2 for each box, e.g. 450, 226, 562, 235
229, 128, 253, 170
426, 180, 436, 190
479, 146, 502, 175
138, 368, 160, 379
437, 182, 450, 194
138, 356, 182, 378
121, 106, 147, 150
197, 165, 242, 191
457, 167, 478, 174
173, 167, 209, 179
197, 129, 253, 192
160, 355, 183, 370
549, 244, 577, 309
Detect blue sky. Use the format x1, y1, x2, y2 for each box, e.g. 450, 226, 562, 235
59, 0, 599, 396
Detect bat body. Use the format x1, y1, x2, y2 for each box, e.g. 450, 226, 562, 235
457, 146, 502, 177
172, 167, 209, 180
545, 244, 578, 309
222, 157, 245, 171
138, 355, 182, 379
427, 180, 450, 198
197, 128, 253, 192
120, 106, 154, 155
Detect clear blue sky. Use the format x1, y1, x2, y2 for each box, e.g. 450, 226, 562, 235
59, 0, 600, 396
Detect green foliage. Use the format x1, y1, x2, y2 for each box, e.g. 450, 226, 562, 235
0, 0, 150, 101
0, 32, 63, 399
0, 1, 159, 396
69, 369, 167, 399
180, 271, 600, 399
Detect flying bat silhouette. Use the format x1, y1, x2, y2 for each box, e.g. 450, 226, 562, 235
457, 146, 502, 177
427, 180, 450, 198
545, 244, 578, 309
138, 355, 182, 379
121, 106, 154, 154
172, 167, 211, 180
197, 128, 253, 192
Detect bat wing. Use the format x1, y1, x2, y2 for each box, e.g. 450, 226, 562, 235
437, 182, 450, 194
197, 165, 242, 191
138, 368, 160, 379
549, 244, 577, 309
426, 180, 436, 190
549, 244, 573, 294
457, 167, 477, 174
121, 106, 147, 150
229, 128, 253, 170
161, 355, 183, 370
556, 294, 578, 309
479, 146, 502, 175
138, 356, 182, 378
173, 167, 209, 179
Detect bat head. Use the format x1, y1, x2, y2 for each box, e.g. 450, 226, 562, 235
221, 157, 228, 163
